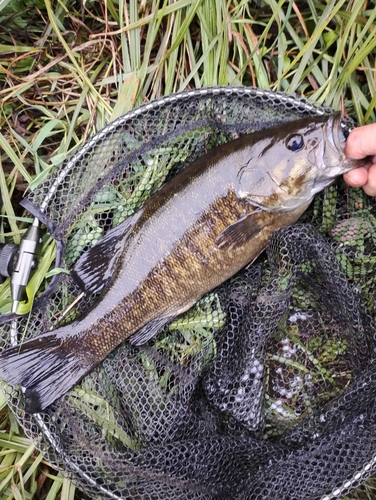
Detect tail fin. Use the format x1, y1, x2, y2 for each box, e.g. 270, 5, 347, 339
0, 332, 91, 413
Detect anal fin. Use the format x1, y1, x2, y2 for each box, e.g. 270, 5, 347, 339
129, 315, 174, 346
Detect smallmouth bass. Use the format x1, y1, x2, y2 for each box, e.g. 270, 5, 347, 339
0, 112, 366, 413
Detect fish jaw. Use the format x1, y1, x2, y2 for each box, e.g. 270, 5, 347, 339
309, 112, 367, 195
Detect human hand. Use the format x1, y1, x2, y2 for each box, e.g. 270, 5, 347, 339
343, 123, 376, 197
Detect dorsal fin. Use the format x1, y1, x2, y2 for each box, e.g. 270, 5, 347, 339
71, 215, 136, 294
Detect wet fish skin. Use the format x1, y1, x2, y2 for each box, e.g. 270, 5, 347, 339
0, 112, 365, 413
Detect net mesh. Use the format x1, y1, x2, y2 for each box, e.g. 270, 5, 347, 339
1, 86, 376, 500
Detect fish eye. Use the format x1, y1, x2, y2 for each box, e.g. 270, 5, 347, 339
286, 134, 304, 152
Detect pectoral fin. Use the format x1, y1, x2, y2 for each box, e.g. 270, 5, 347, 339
215, 211, 262, 250
71, 215, 136, 294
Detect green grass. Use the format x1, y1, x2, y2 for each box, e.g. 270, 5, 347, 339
0, 0, 375, 498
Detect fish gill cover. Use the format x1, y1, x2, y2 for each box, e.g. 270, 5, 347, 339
1, 87, 376, 500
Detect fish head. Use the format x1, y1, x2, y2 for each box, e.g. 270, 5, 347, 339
237, 112, 367, 212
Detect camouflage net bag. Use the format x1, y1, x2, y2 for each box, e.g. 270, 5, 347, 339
1, 87, 376, 500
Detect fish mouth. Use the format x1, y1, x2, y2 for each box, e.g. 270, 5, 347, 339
324, 111, 365, 175
330, 112, 347, 155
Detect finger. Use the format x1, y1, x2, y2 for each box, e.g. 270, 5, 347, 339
362, 163, 376, 197
343, 167, 369, 188
345, 124, 376, 160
